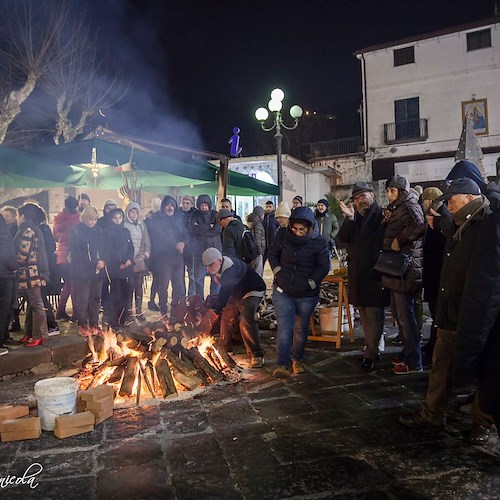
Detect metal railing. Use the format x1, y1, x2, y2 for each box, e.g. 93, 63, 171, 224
384, 118, 428, 144
300, 136, 364, 160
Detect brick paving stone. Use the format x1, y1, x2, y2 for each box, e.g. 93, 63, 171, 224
162, 408, 211, 435
20, 425, 104, 451
98, 438, 163, 468
10, 450, 95, 479
97, 464, 174, 499
0, 476, 96, 500
252, 396, 314, 420
206, 399, 261, 433
106, 404, 160, 440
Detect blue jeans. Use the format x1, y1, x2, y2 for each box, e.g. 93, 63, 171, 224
194, 259, 220, 300
273, 287, 319, 368
391, 291, 422, 369
359, 306, 385, 361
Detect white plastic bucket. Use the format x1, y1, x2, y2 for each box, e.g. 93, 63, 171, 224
319, 306, 354, 333
34, 377, 78, 431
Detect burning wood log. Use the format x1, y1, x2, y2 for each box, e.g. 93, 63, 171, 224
116, 336, 148, 354
205, 346, 224, 372
170, 367, 203, 391
156, 359, 178, 398
107, 366, 125, 384
139, 363, 155, 399
163, 349, 198, 377
190, 349, 224, 383
135, 370, 142, 405
119, 357, 139, 397
145, 361, 157, 393
212, 340, 237, 369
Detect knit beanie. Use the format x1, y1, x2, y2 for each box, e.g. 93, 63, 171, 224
181, 195, 195, 204
292, 195, 303, 205
103, 198, 117, 208
78, 193, 90, 203
64, 196, 79, 211
202, 247, 222, 266
317, 198, 329, 208
80, 206, 99, 224
150, 197, 162, 213
422, 187, 443, 201
386, 175, 410, 192
275, 202, 291, 218
253, 206, 265, 218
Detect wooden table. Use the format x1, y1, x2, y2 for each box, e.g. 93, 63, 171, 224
308, 274, 355, 349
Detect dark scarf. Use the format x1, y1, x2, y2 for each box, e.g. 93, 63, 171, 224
452, 195, 489, 241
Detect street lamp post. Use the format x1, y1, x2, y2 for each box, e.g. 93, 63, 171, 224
255, 89, 303, 202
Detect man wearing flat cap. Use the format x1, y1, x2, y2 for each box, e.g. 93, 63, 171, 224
217, 209, 246, 261
338, 182, 389, 371
400, 177, 494, 444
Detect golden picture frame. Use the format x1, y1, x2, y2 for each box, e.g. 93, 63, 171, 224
462, 98, 488, 135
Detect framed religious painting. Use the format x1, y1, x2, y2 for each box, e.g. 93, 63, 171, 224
462, 98, 489, 135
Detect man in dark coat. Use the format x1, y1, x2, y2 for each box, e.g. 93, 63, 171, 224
0, 214, 18, 354
338, 182, 389, 371
179, 195, 196, 296
203, 247, 266, 368
150, 196, 188, 317
218, 209, 246, 260
263, 201, 279, 264
189, 194, 222, 299
400, 178, 493, 443
453, 187, 500, 441
315, 198, 339, 251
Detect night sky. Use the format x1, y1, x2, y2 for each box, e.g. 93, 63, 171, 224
85, 0, 496, 156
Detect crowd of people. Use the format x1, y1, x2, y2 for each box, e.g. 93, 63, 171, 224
1, 164, 499, 444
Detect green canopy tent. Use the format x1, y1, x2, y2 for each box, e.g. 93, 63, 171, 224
178, 169, 279, 197
34, 139, 216, 190
0, 146, 86, 189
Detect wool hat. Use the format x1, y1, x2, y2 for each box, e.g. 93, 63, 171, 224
317, 198, 329, 208
80, 206, 99, 224
422, 187, 443, 201
275, 202, 291, 218
78, 193, 91, 203
181, 195, 194, 204
202, 247, 223, 266
151, 197, 162, 213
438, 178, 481, 200
216, 209, 233, 221
103, 198, 117, 208
64, 196, 79, 211
351, 182, 374, 198
253, 206, 264, 218
292, 195, 303, 205
386, 175, 410, 192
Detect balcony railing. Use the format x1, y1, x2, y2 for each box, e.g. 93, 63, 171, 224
300, 136, 364, 160
384, 118, 428, 144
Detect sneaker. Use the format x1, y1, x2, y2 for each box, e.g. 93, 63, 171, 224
292, 360, 305, 374
392, 362, 423, 375
273, 366, 290, 379
48, 326, 60, 336
250, 356, 264, 368
3, 337, 20, 345
399, 413, 444, 432
8, 320, 21, 333
361, 358, 374, 372
148, 301, 160, 312
0, 347, 8, 356
463, 424, 491, 445
136, 315, 147, 325
55, 312, 71, 322
391, 334, 403, 344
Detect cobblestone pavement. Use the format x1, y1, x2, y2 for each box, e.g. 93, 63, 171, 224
1, 329, 499, 499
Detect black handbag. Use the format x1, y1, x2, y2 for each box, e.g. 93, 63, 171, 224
373, 250, 409, 278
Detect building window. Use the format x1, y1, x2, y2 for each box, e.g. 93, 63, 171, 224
467, 29, 491, 51
393, 46, 415, 66
394, 97, 420, 140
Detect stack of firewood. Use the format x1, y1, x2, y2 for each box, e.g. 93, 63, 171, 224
77, 321, 239, 404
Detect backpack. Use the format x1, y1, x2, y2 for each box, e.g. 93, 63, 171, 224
241, 227, 259, 263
